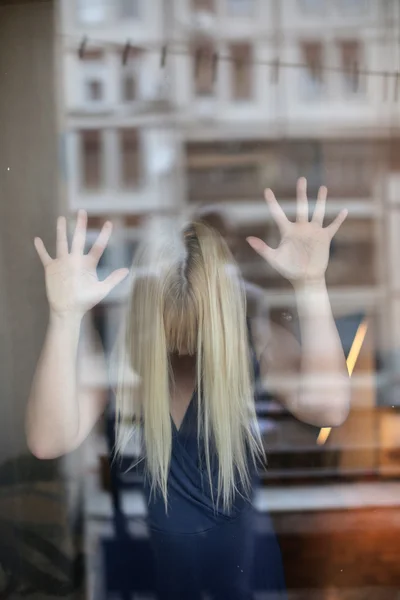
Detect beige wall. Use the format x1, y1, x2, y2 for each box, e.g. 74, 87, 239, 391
0, 0, 62, 462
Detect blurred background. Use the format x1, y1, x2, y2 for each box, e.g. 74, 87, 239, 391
1, 0, 400, 598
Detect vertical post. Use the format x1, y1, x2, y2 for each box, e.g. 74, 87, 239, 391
0, 0, 63, 459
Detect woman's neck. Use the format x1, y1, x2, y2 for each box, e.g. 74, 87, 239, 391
169, 352, 197, 375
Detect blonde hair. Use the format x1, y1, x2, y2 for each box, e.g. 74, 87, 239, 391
115, 217, 264, 512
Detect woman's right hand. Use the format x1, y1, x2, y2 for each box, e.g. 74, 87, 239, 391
34, 210, 129, 318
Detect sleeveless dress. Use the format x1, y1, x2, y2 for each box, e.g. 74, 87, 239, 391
142, 328, 287, 599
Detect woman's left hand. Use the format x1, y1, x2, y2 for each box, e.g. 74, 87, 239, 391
247, 177, 348, 286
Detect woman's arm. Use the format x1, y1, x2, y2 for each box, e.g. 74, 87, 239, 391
247, 178, 350, 428
26, 211, 128, 459
291, 279, 349, 426
252, 286, 350, 427
26, 312, 107, 459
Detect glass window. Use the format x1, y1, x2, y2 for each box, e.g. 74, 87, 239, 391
81, 50, 105, 103
119, 0, 140, 19
325, 219, 376, 287
192, 42, 216, 98
122, 75, 136, 102
85, 229, 108, 268
324, 142, 374, 197
226, 0, 254, 16
298, 0, 327, 14
86, 79, 103, 101
120, 129, 140, 188
339, 40, 363, 94
192, 0, 215, 11
77, 0, 106, 24
336, 0, 370, 14
188, 164, 260, 201
80, 130, 103, 189
301, 41, 324, 99
120, 47, 141, 103
230, 43, 253, 101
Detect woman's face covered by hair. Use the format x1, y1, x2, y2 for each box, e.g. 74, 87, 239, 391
114, 217, 264, 512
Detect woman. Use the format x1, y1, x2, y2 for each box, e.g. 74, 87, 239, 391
26, 178, 350, 599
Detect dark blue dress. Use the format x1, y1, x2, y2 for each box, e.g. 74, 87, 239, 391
143, 335, 287, 599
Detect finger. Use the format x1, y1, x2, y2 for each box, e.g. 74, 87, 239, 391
34, 237, 52, 267
326, 209, 348, 238
296, 177, 309, 223
56, 216, 69, 258
100, 268, 130, 296
246, 237, 276, 265
71, 209, 87, 255
88, 221, 113, 265
264, 188, 289, 233
312, 186, 327, 226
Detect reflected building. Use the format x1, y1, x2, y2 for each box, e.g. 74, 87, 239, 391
59, 0, 400, 594
61, 0, 400, 466
167, 0, 400, 479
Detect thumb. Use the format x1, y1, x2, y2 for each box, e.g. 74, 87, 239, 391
246, 237, 275, 264
101, 268, 130, 295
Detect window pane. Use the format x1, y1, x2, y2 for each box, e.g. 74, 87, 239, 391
227, 0, 254, 16
188, 164, 260, 200
230, 43, 253, 100
326, 219, 376, 287
324, 142, 374, 197
186, 141, 263, 201
298, 0, 327, 14
119, 0, 139, 18
336, 0, 369, 14
81, 130, 103, 189
192, 43, 215, 97
123, 75, 136, 101
120, 46, 141, 102
192, 0, 215, 11
120, 129, 140, 187
301, 41, 324, 98
87, 80, 103, 101
339, 40, 362, 94
77, 0, 106, 24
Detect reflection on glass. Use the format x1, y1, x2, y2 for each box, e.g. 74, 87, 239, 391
5, 0, 400, 598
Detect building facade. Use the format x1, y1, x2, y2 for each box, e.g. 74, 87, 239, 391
59, 0, 400, 471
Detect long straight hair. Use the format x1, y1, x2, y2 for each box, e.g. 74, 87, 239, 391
115, 217, 265, 512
